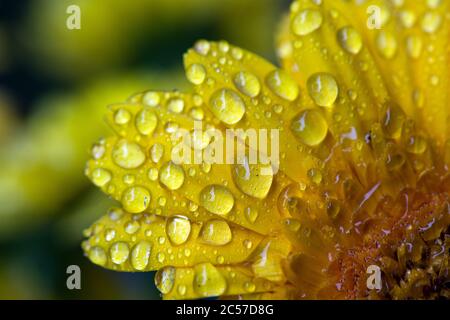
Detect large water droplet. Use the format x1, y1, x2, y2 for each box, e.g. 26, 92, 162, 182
131, 241, 152, 271
337, 26, 362, 55
209, 89, 246, 125
114, 108, 131, 125
135, 108, 158, 135
193, 263, 227, 297
266, 70, 299, 101
155, 266, 176, 294
382, 102, 406, 139
291, 109, 328, 146
159, 162, 185, 190
166, 216, 191, 245
167, 98, 185, 114
110, 242, 130, 264
91, 168, 112, 187
122, 186, 151, 213
307, 73, 339, 108
200, 185, 234, 216
186, 63, 207, 85
112, 139, 146, 169
200, 219, 232, 246
232, 157, 273, 199
291, 9, 323, 36
89, 246, 107, 266
233, 71, 261, 98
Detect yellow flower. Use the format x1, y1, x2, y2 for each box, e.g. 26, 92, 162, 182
83, 0, 450, 299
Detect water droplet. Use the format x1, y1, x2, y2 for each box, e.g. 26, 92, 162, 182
193, 263, 227, 297
89, 246, 107, 266
194, 40, 211, 56
148, 167, 159, 181
399, 10, 416, 28
232, 157, 273, 199
233, 71, 261, 98
291, 9, 323, 36
406, 135, 427, 154
376, 31, 397, 59
159, 162, 185, 190
91, 168, 112, 187
209, 89, 245, 125
326, 199, 341, 220
143, 91, 160, 107
131, 241, 152, 271
382, 102, 406, 139
186, 63, 207, 85
245, 207, 259, 223
104, 229, 116, 242
91, 143, 105, 159
135, 108, 158, 135
110, 242, 130, 264
166, 216, 191, 245
406, 35, 423, 59
200, 185, 234, 216
108, 208, 124, 221
155, 266, 176, 294
114, 108, 131, 125
421, 12, 442, 33
122, 186, 151, 213
307, 73, 339, 108
266, 70, 299, 101
291, 109, 328, 146
125, 220, 140, 234
337, 26, 362, 55
150, 143, 164, 163
167, 98, 185, 114
307, 168, 322, 185
200, 219, 232, 245
112, 139, 146, 169
231, 47, 243, 60
189, 107, 204, 120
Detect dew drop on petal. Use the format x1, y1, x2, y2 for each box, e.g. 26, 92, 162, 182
91, 168, 112, 187
337, 26, 363, 55
200, 219, 232, 246
186, 63, 207, 85
209, 89, 246, 125
291, 109, 328, 146
307, 73, 339, 108
266, 69, 299, 101
110, 242, 130, 264
135, 108, 158, 135
131, 241, 152, 271
200, 185, 234, 216
233, 71, 261, 98
291, 9, 323, 36
112, 139, 146, 169
121, 186, 151, 213
166, 216, 191, 245
159, 162, 185, 190
232, 157, 273, 199
89, 246, 107, 266
155, 266, 176, 294
193, 263, 227, 297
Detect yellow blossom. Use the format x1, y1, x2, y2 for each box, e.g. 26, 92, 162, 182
83, 0, 450, 299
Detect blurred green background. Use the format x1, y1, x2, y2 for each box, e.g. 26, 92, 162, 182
0, 0, 288, 299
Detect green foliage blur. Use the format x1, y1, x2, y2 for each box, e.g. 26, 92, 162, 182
0, 0, 287, 299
